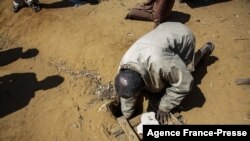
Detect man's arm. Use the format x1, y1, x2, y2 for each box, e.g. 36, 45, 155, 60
159, 55, 194, 113
120, 97, 137, 119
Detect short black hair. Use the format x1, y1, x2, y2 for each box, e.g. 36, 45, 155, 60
115, 69, 145, 98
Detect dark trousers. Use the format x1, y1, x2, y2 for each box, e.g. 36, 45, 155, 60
125, 0, 175, 27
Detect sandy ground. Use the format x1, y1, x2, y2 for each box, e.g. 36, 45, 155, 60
0, 0, 249, 140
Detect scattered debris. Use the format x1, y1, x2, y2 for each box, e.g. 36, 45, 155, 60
120, 2, 125, 7
127, 33, 133, 36
234, 14, 239, 18
217, 15, 229, 23
210, 82, 213, 87
201, 21, 206, 25
96, 81, 117, 101
55, 62, 118, 101
233, 55, 240, 60
72, 122, 80, 128
98, 100, 116, 112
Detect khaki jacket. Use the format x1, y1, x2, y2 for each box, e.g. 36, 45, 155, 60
118, 22, 195, 119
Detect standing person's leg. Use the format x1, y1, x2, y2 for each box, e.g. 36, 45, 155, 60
194, 42, 215, 67
26, 0, 41, 12
162, 0, 175, 21
13, 0, 26, 13
153, 0, 175, 27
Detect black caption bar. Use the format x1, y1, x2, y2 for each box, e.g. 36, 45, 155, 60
143, 125, 250, 139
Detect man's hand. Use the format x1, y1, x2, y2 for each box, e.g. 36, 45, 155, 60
156, 109, 170, 125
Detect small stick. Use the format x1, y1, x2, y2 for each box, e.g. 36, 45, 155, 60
234, 38, 249, 41
235, 78, 250, 85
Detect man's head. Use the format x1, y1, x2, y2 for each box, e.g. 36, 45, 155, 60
115, 69, 145, 99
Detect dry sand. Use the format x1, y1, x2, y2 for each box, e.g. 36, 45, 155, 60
0, 0, 249, 140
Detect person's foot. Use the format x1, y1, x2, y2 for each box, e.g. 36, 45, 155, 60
13, 6, 22, 13
194, 42, 215, 67
29, 3, 41, 12
200, 42, 215, 58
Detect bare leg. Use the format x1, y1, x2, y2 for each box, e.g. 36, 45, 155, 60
194, 42, 215, 67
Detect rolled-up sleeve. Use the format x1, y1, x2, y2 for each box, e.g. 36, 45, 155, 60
159, 55, 194, 112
